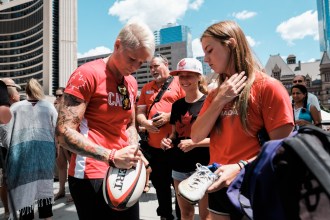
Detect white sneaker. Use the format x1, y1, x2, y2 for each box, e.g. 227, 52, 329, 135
178, 163, 219, 204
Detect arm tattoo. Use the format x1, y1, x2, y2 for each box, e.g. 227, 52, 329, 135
56, 94, 109, 162
127, 106, 138, 146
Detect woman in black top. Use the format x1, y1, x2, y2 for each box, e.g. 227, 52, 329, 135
161, 58, 210, 220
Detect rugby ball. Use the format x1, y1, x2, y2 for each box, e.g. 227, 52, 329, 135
103, 159, 146, 211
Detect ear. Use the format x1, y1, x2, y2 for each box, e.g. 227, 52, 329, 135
228, 38, 237, 48
114, 39, 121, 51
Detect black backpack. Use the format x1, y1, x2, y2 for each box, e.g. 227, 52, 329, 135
227, 125, 330, 220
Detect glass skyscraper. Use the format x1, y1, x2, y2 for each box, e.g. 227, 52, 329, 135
317, 0, 330, 54
159, 24, 193, 57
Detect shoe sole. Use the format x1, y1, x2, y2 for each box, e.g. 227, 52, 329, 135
177, 191, 198, 205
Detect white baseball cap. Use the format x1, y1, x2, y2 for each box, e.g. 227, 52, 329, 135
170, 58, 203, 76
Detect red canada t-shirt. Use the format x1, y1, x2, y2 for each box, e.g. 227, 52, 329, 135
200, 72, 294, 165
65, 59, 138, 179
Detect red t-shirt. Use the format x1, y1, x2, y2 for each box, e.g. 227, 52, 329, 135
200, 72, 294, 165
65, 59, 138, 179
138, 77, 185, 148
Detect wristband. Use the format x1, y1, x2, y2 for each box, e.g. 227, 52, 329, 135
239, 160, 248, 167
108, 149, 117, 167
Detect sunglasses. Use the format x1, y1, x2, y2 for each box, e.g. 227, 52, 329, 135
155, 53, 168, 64
55, 94, 63, 98
117, 84, 131, 110
293, 80, 303, 83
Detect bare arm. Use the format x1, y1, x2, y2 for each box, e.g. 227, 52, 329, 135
56, 94, 141, 169
191, 72, 247, 143
136, 105, 159, 133
268, 124, 294, 140
55, 94, 110, 162
0, 106, 11, 124
126, 105, 139, 146
310, 105, 322, 127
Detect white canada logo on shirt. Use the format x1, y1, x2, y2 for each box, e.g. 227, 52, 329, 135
67, 71, 88, 91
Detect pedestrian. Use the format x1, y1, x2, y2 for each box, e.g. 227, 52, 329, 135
53, 87, 73, 203
55, 21, 155, 220
0, 80, 11, 124
291, 75, 322, 122
291, 84, 321, 129
0, 78, 21, 219
190, 20, 294, 220
160, 58, 211, 220
1, 78, 57, 220
137, 54, 185, 220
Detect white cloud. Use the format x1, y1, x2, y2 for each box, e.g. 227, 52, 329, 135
232, 10, 257, 20
192, 38, 204, 58
77, 46, 112, 58
276, 10, 318, 45
246, 35, 259, 47
109, 0, 203, 31
189, 0, 204, 10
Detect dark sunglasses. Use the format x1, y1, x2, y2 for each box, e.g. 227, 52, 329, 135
117, 84, 131, 110
55, 94, 63, 98
293, 80, 303, 83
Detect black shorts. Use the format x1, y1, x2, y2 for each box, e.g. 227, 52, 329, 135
208, 188, 242, 219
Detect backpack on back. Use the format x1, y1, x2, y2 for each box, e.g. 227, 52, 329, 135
227, 125, 330, 220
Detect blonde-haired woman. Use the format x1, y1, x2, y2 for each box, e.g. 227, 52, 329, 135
1, 78, 57, 219
191, 21, 294, 220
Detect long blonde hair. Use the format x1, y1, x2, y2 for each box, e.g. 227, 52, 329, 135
26, 78, 45, 100
201, 20, 264, 132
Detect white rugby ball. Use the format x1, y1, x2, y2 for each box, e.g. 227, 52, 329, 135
103, 159, 146, 211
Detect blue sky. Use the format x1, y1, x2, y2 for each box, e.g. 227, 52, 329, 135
78, 0, 320, 66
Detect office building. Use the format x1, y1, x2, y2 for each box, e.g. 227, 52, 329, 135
317, 0, 330, 55
196, 56, 213, 75
159, 23, 193, 58
0, 0, 77, 95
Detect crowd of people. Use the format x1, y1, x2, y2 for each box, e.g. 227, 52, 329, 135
0, 19, 326, 220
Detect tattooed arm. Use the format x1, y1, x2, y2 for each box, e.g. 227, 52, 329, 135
126, 105, 139, 147
56, 94, 141, 169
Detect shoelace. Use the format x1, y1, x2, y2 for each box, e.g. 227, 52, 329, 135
188, 163, 218, 189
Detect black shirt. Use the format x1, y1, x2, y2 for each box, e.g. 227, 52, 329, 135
168, 95, 210, 172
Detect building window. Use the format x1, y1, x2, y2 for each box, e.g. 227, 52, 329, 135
325, 73, 330, 82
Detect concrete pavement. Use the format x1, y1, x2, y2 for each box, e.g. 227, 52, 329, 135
0, 181, 201, 219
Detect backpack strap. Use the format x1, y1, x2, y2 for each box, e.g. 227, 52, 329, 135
146, 76, 174, 118
283, 125, 330, 196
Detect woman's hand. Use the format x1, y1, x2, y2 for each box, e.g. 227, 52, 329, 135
214, 71, 247, 104
207, 163, 241, 193
160, 137, 173, 151
178, 139, 195, 152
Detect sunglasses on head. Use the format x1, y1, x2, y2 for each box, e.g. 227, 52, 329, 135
155, 53, 168, 64
117, 84, 131, 110
293, 80, 303, 83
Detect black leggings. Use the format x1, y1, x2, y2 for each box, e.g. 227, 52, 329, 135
68, 176, 139, 220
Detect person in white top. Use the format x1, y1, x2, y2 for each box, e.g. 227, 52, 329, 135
291, 75, 322, 122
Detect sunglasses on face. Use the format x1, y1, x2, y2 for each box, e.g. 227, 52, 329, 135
293, 80, 303, 83
55, 94, 63, 98
117, 84, 131, 110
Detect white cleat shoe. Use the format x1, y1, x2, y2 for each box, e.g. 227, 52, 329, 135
178, 163, 219, 204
